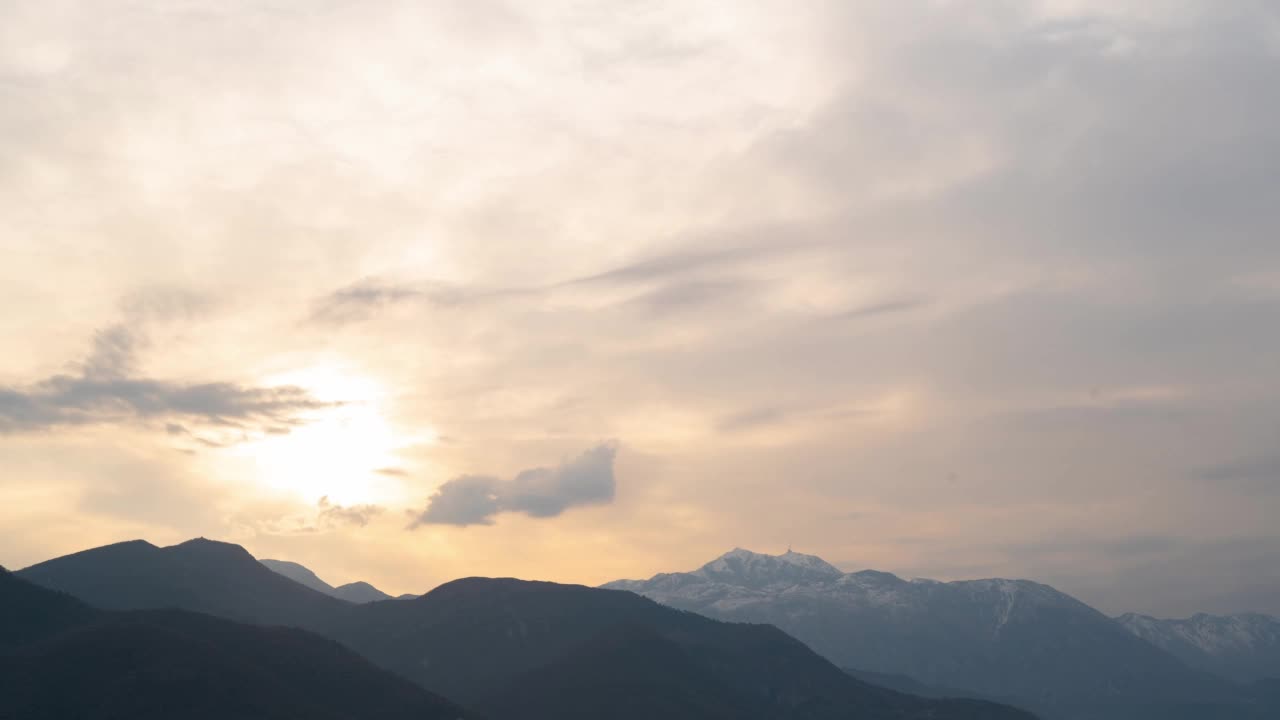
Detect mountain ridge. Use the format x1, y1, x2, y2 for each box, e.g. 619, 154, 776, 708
259, 558, 410, 603
15, 538, 1040, 720
0, 565, 469, 719
604, 547, 1263, 720
1116, 611, 1280, 682
17, 537, 352, 627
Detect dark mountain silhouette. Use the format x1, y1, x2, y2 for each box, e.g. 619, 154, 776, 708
258, 558, 333, 593
17, 539, 1039, 719
319, 576, 1038, 720
607, 548, 1268, 720
17, 538, 351, 627
260, 558, 402, 603
0, 567, 469, 720
844, 668, 1010, 703
0, 566, 96, 649
333, 581, 397, 603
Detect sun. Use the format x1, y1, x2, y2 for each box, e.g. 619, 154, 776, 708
225, 367, 424, 506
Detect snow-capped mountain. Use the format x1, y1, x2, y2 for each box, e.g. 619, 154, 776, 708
1116, 611, 1280, 682
605, 548, 1241, 720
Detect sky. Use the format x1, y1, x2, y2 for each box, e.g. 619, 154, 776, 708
1, 0, 1278, 618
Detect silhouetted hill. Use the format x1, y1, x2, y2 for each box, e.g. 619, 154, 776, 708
12, 539, 1034, 718
0, 566, 97, 649
261, 558, 400, 603
259, 558, 334, 593
845, 668, 1007, 703
0, 567, 468, 720
484, 623, 751, 720
320, 577, 1037, 720
333, 581, 394, 603
18, 538, 350, 627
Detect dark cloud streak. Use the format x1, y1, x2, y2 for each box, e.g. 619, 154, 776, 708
0, 307, 330, 439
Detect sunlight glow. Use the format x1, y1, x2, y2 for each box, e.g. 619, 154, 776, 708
228, 367, 427, 506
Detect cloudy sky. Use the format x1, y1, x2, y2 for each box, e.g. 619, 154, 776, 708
2, 0, 1278, 617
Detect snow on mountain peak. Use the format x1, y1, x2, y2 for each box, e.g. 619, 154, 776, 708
779, 549, 844, 573
692, 548, 843, 588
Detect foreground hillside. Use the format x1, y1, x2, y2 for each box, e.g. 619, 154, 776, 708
0, 567, 468, 720
321, 576, 1036, 720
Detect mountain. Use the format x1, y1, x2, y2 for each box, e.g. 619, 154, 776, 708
258, 558, 333, 593
318, 576, 1037, 720
17, 538, 351, 627
18, 538, 1034, 719
332, 581, 395, 603
0, 567, 468, 720
844, 668, 999, 701
260, 558, 402, 603
605, 548, 1261, 720
0, 566, 97, 649
1116, 612, 1280, 682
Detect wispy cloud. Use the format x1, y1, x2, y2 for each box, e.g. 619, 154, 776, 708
837, 297, 930, 321
0, 298, 330, 439
318, 496, 383, 528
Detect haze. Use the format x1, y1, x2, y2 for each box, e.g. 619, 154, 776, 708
2, 0, 1277, 619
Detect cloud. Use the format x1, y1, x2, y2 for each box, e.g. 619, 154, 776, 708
411, 443, 618, 527
0, 303, 330, 439
1197, 454, 1280, 496
565, 244, 789, 286
837, 297, 930, 321
717, 406, 787, 433
317, 496, 383, 528
309, 279, 433, 325
310, 277, 538, 325
412, 475, 503, 527
0, 373, 330, 437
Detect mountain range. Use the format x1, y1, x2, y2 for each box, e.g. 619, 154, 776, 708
11, 539, 1036, 720
0, 565, 469, 720
18, 538, 351, 627
259, 558, 417, 603
605, 548, 1278, 720
1116, 611, 1280, 683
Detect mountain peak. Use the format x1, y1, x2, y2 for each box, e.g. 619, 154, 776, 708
694, 548, 843, 588
171, 537, 249, 552
332, 580, 392, 603
260, 559, 334, 594
1115, 610, 1280, 682
778, 548, 844, 573
260, 558, 399, 603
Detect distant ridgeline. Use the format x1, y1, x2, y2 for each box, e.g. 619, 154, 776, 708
9, 539, 1280, 720
9, 539, 1034, 720
259, 558, 419, 603
604, 548, 1280, 720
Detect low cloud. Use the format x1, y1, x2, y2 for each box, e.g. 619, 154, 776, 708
318, 496, 383, 528
411, 443, 618, 527
0, 301, 330, 439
